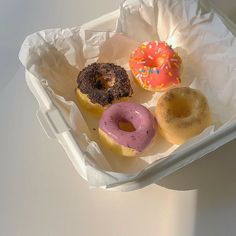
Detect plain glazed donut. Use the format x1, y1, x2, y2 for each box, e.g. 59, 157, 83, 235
155, 87, 211, 144
129, 41, 182, 91
99, 102, 156, 156
76, 63, 133, 115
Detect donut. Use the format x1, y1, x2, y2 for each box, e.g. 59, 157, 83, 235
99, 102, 156, 156
129, 41, 182, 91
76, 63, 133, 115
155, 87, 211, 144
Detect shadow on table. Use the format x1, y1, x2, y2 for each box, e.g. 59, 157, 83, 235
156, 139, 236, 236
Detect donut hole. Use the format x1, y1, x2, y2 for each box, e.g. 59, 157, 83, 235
168, 96, 192, 118
118, 119, 136, 132
95, 75, 115, 89
143, 57, 165, 68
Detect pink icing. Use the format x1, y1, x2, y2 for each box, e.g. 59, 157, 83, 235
129, 41, 182, 90
99, 102, 156, 152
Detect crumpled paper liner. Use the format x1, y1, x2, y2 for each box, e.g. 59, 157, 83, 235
19, 0, 236, 188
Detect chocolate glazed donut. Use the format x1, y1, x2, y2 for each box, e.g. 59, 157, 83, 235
76, 63, 133, 114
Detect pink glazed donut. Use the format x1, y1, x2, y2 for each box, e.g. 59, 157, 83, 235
99, 102, 156, 157
129, 41, 182, 91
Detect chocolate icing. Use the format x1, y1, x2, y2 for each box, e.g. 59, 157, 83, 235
77, 63, 133, 106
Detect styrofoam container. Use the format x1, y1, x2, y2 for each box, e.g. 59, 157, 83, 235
24, 0, 236, 191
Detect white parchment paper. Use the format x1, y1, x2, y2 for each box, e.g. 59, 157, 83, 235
19, 0, 236, 188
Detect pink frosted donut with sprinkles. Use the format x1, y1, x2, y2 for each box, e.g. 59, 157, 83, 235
129, 41, 182, 91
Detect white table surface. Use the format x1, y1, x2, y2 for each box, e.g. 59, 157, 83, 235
1, 1, 236, 236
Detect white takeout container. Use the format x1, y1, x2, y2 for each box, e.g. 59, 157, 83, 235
24, 0, 236, 191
